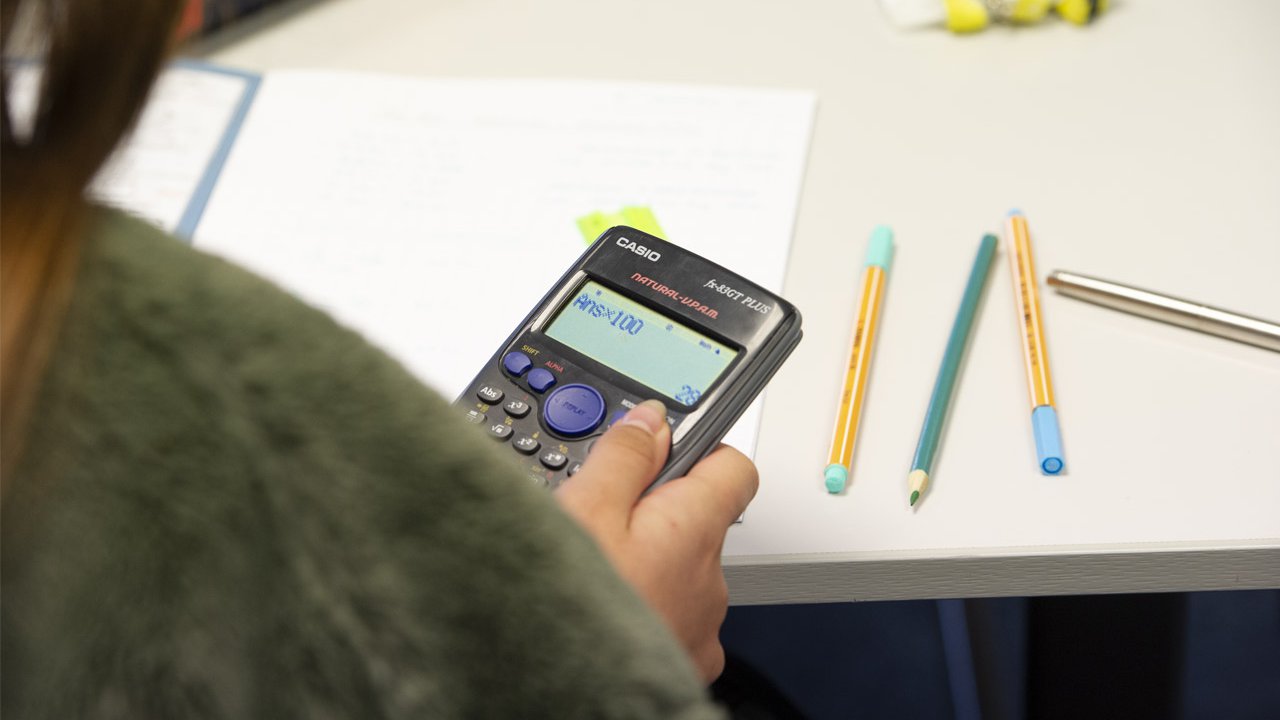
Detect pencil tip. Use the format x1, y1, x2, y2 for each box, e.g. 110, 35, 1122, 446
910, 490, 919, 506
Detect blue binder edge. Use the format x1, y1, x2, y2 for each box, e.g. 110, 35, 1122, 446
171, 59, 262, 242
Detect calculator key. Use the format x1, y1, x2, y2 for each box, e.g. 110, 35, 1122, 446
527, 368, 556, 393
607, 409, 627, 428
567, 461, 583, 477
503, 399, 530, 418
539, 450, 568, 471
502, 351, 533, 377
512, 435, 540, 455
527, 469, 550, 488
544, 384, 606, 437
487, 423, 513, 441
464, 409, 486, 424
476, 385, 504, 405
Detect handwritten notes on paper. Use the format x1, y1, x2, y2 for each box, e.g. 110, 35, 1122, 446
193, 71, 815, 455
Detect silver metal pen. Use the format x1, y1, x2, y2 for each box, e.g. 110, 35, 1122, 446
1046, 270, 1280, 353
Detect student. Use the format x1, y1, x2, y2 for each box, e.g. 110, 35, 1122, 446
0, 1, 757, 716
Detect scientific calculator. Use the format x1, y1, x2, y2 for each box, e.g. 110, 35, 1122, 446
456, 226, 802, 492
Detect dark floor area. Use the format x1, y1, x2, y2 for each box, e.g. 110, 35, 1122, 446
718, 589, 1280, 720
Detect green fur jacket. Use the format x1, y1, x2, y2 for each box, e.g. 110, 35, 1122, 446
2, 209, 723, 720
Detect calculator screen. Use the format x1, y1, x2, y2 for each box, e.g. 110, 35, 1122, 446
545, 280, 738, 406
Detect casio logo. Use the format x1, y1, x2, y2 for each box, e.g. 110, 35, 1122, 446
616, 237, 661, 262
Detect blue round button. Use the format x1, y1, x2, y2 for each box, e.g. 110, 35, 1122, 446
543, 384, 606, 437
502, 351, 533, 377
527, 368, 556, 393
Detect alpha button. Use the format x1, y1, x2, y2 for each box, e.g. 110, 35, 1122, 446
527, 368, 557, 393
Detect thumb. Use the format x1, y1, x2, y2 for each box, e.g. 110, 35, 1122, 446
562, 399, 671, 516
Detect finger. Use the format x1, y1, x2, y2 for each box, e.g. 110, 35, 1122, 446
563, 399, 671, 515
694, 576, 730, 683
661, 444, 759, 529
696, 641, 726, 685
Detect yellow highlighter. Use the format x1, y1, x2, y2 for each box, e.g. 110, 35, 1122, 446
1056, 0, 1110, 26
824, 226, 894, 493
1005, 210, 1065, 475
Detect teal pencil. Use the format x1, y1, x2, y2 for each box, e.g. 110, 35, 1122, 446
909, 234, 998, 507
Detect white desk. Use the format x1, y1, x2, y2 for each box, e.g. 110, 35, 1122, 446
201, 0, 1280, 603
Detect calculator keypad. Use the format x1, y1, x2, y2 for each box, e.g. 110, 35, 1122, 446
459, 343, 683, 489
461, 373, 589, 487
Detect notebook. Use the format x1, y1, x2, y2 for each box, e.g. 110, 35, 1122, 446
23, 61, 817, 458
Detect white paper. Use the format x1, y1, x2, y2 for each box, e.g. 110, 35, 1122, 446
195, 71, 815, 456
91, 67, 250, 233
9, 64, 250, 233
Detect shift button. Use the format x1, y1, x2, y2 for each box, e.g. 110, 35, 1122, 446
502, 351, 533, 377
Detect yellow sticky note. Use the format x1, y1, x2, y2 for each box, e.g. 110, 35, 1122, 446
576, 212, 614, 245
577, 206, 667, 245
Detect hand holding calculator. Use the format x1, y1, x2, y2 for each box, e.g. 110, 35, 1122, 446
456, 227, 802, 493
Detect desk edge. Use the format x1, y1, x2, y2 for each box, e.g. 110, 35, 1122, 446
725, 542, 1279, 604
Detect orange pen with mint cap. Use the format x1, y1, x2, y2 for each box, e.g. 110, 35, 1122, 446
824, 226, 894, 493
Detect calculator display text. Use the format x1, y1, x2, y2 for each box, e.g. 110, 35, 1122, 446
544, 281, 738, 406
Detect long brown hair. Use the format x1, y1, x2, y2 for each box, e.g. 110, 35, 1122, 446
1, 0, 184, 479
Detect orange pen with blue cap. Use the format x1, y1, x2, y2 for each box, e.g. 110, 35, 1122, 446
1005, 210, 1065, 475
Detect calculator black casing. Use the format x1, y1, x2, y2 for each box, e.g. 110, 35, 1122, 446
455, 226, 802, 492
